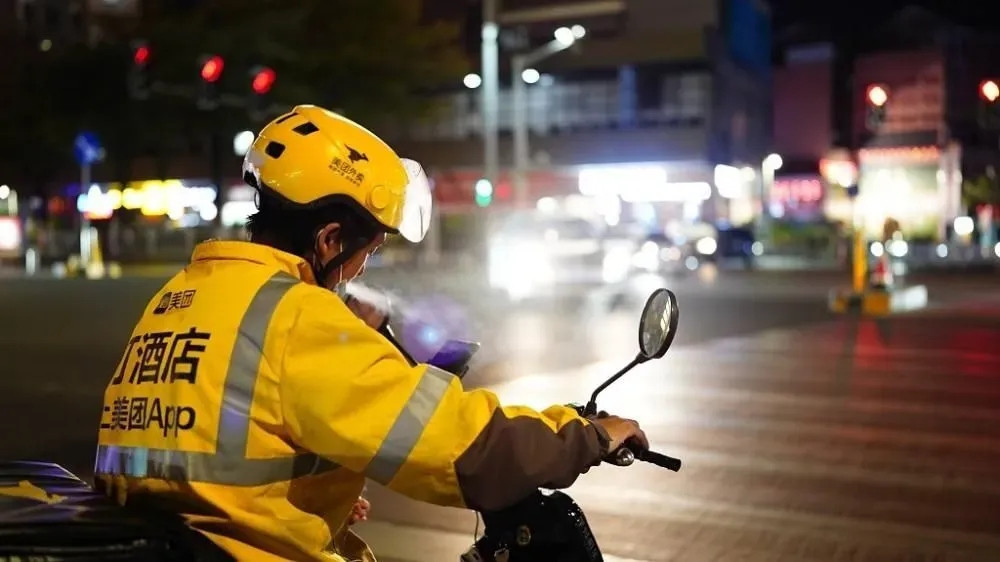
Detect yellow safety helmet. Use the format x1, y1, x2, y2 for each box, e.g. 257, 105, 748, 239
242, 105, 432, 242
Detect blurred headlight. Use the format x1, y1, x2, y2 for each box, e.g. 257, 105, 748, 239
887, 240, 908, 258
695, 237, 717, 255
603, 248, 632, 283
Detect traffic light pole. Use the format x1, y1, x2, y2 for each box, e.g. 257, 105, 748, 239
79, 162, 92, 267
481, 0, 500, 191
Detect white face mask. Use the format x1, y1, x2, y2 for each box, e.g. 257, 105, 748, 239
332, 242, 348, 300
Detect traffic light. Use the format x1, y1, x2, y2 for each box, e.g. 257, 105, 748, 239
197, 54, 225, 110
248, 66, 276, 120
474, 179, 493, 207
865, 83, 889, 132
128, 40, 151, 100
978, 79, 1000, 129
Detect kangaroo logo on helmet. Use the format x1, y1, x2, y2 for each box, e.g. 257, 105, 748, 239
345, 145, 369, 164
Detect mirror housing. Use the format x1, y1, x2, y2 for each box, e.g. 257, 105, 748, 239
637, 288, 679, 361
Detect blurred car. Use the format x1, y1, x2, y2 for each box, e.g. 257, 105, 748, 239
630, 223, 760, 274
488, 212, 628, 300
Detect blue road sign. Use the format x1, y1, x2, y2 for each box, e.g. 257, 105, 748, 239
73, 131, 103, 166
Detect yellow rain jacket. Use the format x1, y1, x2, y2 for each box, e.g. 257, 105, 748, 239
94, 240, 610, 561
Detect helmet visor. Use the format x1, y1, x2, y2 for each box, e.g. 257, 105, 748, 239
397, 158, 433, 242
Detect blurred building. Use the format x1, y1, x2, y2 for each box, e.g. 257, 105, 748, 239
11, 0, 139, 49
375, 0, 773, 229
772, 6, 1000, 245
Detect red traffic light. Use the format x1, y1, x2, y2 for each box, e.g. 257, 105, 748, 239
866, 84, 889, 107
980, 80, 1000, 103
200, 55, 225, 83
133, 45, 150, 66
251, 67, 276, 95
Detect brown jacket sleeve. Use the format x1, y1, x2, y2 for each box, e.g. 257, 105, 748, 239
453, 405, 611, 511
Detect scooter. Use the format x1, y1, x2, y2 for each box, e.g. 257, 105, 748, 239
458, 287, 682, 562
0, 288, 680, 562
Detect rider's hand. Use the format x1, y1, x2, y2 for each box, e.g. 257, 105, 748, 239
592, 414, 649, 453
347, 496, 370, 525
345, 295, 388, 331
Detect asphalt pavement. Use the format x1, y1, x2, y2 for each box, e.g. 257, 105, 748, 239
1, 267, 999, 561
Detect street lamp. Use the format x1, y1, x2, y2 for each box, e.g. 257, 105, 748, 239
463, 73, 482, 89
512, 25, 585, 207
758, 153, 783, 247
480, 0, 500, 192
233, 130, 255, 157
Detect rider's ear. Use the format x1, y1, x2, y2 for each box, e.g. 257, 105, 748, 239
314, 222, 343, 258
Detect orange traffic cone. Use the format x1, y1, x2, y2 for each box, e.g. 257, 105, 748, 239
870, 253, 893, 290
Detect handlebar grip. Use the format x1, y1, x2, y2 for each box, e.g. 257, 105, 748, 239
637, 449, 682, 472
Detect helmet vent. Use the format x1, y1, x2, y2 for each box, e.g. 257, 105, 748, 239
264, 141, 286, 158
292, 121, 320, 136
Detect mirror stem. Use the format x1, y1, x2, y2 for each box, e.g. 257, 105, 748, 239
584, 354, 642, 416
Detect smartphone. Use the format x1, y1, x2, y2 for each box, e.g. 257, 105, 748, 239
428, 339, 481, 377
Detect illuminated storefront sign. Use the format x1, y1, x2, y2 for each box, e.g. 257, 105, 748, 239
578, 164, 712, 203
0, 216, 21, 257
77, 179, 217, 222
770, 176, 824, 221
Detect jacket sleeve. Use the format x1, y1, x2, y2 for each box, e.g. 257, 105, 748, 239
279, 294, 610, 511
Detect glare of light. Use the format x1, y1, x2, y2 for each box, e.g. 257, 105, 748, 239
167, 205, 185, 221
221, 201, 257, 226
633, 242, 660, 272
571, 25, 586, 39
935, 243, 948, 258
602, 247, 632, 283
740, 166, 756, 181
953, 216, 974, 236
994, 242, 1000, 258
763, 153, 783, 171
475, 179, 493, 197
867, 84, 889, 107
554, 27, 576, 46
463, 73, 482, 89
536, 196, 558, 213
751, 241, 764, 256
40, 39, 52, 52
0, 185, 9, 199
521, 68, 541, 84
0, 218, 20, 251
695, 237, 717, 255
870, 241, 885, 257
684, 256, 699, 270
482, 23, 499, 41
232, 130, 255, 157
121, 188, 143, 209
544, 228, 559, 242
199, 203, 218, 222
887, 239, 908, 257
981, 80, 1000, 103
713, 164, 744, 198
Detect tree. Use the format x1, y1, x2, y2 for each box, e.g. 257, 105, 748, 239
0, 0, 467, 192
142, 0, 467, 123
962, 172, 1000, 208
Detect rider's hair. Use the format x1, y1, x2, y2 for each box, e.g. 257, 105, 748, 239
246, 190, 381, 257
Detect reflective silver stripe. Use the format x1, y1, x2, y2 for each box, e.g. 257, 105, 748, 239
216, 273, 298, 458
94, 444, 338, 487
366, 365, 455, 485
95, 271, 340, 486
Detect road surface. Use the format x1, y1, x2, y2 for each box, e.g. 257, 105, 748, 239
0, 269, 998, 561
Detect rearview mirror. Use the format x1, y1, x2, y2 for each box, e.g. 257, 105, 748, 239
585, 287, 680, 415
638, 288, 679, 360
